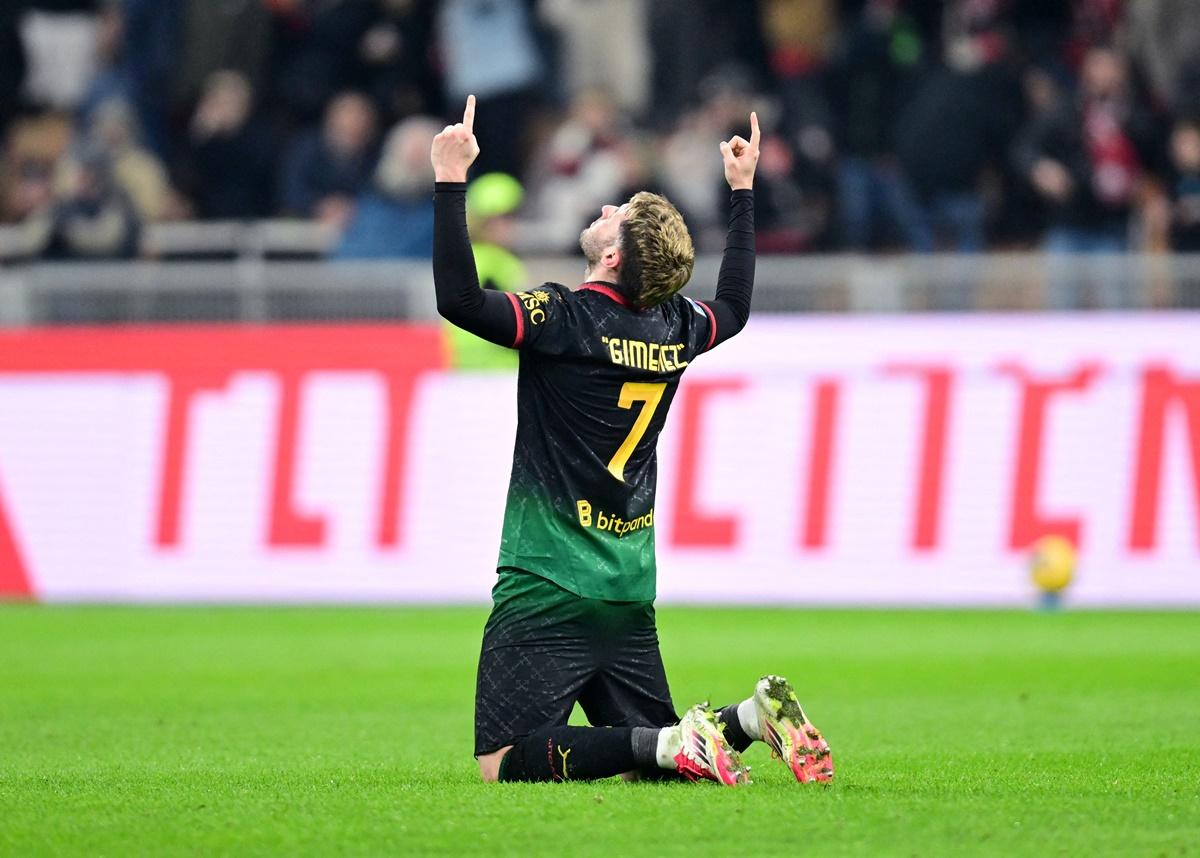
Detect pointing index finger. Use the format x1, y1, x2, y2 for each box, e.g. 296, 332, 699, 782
749, 111, 760, 149
463, 94, 476, 133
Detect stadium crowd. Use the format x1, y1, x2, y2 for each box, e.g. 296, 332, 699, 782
2, 0, 1200, 259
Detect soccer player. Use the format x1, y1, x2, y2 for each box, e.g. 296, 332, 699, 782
431, 96, 832, 786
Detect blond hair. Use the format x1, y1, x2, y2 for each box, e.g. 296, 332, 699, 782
619, 192, 695, 308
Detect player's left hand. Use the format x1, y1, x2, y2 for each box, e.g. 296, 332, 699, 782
431, 95, 480, 183
720, 111, 760, 191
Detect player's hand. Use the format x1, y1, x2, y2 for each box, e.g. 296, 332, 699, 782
720, 111, 760, 191
431, 95, 480, 183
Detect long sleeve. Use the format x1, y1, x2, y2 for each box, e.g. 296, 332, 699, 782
432, 181, 519, 347
703, 188, 755, 349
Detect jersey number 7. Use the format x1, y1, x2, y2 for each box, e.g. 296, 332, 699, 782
607, 382, 666, 482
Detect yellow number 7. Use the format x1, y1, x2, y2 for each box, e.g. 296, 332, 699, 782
607, 382, 666, 482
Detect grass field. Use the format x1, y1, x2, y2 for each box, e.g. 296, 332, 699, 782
1, 606, 1197, 856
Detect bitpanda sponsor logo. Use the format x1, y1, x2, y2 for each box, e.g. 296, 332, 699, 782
575, 500, 654, 537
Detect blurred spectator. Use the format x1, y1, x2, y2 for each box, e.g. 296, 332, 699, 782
127, 0, 183, 154
17, 1, 100, 111
278, 90, 379, 228
1015, 46, 1163, 306
661, 67, 759, 244
892, 5, 1022, 252
8, 0, 1200, 268
762, 0, 837, 251
357, 0, 442, 123
1022, 63, 1067, 125
647, 0, 709, 127
437, 0, 542, 177
333, 114, 439, 259
0, 114, 72, 224
1125, 0, 1200, 114
649, 0, 770, 128
1008, 0, 1071, 75
94, 0, 182, 159
827, 0, 928, 250
87, 97, 172, 221
1014, 46, 1160, 255
991, 62, 1068, 244
516, 88, 636, 253
26, 142, 141, 259
172, 0, 270, 113
763, 0, 835, 68
269, 0, 381, 123
78, 1, 130, 128
540, 0, 651, 117
1166, 117, 1200, 252
1064, 0, 1123, 69
5, 160, 57, 231
762, 0, 836, 134
178, 71, 275, 220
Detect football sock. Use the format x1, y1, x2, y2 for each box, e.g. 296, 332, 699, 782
737, 698, 762, 741
715, 700, 760, 752
497, 727, 638, 782
650, 724, 680, 769
631, 726, 665, 769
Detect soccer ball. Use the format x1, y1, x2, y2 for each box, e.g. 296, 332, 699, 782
1030, 535, 1076, 594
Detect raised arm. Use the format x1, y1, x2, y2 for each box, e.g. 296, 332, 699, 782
430, 95, 519, 347
704, 112, 759, 349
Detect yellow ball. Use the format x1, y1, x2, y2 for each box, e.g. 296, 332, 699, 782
1030, 535, 1076, 593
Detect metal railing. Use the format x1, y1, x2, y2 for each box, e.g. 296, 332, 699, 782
0, 219, 338, 262
1, 250, 1198, 326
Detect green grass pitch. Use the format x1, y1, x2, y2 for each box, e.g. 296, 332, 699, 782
1, 605, 1197, 856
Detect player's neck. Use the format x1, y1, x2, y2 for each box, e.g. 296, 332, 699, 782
582, 266, 620, 287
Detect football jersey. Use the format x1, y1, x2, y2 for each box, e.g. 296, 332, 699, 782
495, 280, 718, 602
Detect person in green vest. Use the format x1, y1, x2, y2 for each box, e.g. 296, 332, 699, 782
447, 172, 527, 370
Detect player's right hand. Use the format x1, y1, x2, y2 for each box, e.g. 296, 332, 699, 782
720, 111, 760, 191
431, 95, 480, 183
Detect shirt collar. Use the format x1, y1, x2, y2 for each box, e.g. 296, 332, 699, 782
578, 280, 633, 308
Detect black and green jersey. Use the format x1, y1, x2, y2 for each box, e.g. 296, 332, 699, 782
496, 281, 719, 600
432, 184, 755, 603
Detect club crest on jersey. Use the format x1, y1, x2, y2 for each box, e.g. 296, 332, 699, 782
518, 290, 551, 325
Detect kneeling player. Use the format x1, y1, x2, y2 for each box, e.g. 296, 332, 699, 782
431, 96, 832, 785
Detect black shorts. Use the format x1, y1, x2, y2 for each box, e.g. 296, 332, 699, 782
474, 567, 679, 757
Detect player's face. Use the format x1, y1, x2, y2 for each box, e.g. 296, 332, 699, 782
579, 202, 630, 264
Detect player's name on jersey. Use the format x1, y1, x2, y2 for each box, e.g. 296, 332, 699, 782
600, 337, 689, 372
575, 500, 654, 537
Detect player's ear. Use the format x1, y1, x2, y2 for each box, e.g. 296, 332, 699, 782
602, 244, 621, 271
